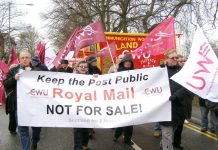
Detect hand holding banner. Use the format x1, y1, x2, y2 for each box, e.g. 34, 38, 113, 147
17, 67, 171, 128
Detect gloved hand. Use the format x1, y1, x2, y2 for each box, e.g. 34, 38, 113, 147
160, 63, 166, 68
169, 95, 177, 101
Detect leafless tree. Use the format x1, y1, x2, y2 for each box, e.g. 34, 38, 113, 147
0, 1, 26, 35
16, 26, 40, 55
0, 1, 20, 59
0, 2, 9, 34
43, 0, 218, 55
0, 0, 34, 59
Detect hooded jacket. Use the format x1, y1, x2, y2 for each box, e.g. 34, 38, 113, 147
118, 54, 134, 72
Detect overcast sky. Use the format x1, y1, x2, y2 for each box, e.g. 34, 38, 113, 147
15, 0, 51, 38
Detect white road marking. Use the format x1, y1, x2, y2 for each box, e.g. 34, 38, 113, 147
131, 140, 142, 150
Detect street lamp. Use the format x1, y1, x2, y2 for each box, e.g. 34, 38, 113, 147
8, 2, 34, 51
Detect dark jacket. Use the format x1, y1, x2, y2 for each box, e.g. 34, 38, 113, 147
205, 99, 218, 126
60, 67, 73, 73
33, 62, 49, 71
50, 66, 73, 73
88, 65, 101, 75
161, 65, 194, 126
199, 97, 206, 107
3, 65, 20, 114
50, 66, 57, 72
3, 65, 42, 114
118, 54, 134, 72
117, 54, 134, 131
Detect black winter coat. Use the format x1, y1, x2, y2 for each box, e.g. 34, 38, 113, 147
3, 65, 20, 114
88, 65, 101, 75
3, 65, 42, 114
50, 66, 73, 73
199, 97, 206, 107
160, 65, 194, 126
34, 62, 49, 71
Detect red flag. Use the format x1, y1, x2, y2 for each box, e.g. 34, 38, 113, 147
132, 17, 176, 56
95, 42, 117, 58
35, 42, 42, 55
0, 60, 9, 106
52, 27, 81, 68
73, 21, 106, 58
7, 46, 19, 67
38, 43, 46, 64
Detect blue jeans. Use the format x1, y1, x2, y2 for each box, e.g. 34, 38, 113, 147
18, 126, 41, 150
200, 106, 215, 129
16, 112, 41, 150
154, 122, 161, 131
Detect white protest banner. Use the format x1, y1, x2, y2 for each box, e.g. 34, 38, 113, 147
171, 26, 218, 102
17, 67, 171, 128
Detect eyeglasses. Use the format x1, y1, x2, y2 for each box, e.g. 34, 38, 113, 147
169, 57, 178, 60
79, 66, 88, 68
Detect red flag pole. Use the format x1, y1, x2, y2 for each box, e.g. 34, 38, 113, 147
106, 41, 115, 67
